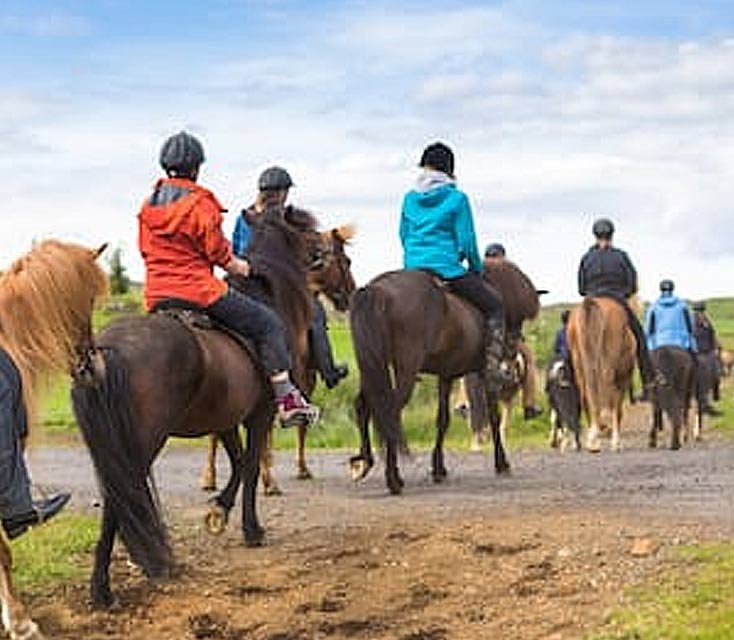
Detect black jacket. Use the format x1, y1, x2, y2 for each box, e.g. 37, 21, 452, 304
578, 245, 637, 300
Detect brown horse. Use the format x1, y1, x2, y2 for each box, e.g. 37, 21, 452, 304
454, 259, 540, 451
349, 270, 520, 495
71, 211, 313, 609
0, 240, 107, 640
199, 224, 356, 496
567, 297, 636, 452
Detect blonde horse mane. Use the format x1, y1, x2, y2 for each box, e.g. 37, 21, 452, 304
0, 240, 108, 418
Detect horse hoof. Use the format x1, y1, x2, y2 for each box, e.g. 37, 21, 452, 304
387, 484, 403, 496
586, 446, 601, 454
670, 442, 681, 451
296, 469, 314, 481
349, 457, 372, 482
91, 588, 115, 610
9, 619, 44, 640
264, 484, 283, 497
204, 505, 228, 536
495, 464, 511, 476
432, 471, 448, 484
244, 527, 266, 548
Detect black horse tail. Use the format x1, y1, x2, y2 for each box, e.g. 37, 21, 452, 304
350, 286, 399, 445
72, 348, 172, 578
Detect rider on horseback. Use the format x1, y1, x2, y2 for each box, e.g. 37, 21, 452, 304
577, 218, 660, 397
400, 142, 512, 391
232, 166, 349, 389
138, 132, 318, 428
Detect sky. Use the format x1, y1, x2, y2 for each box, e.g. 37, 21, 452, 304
2, 0, 733, 303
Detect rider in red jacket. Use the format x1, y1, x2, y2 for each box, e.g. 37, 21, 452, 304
138, 131, 318, 428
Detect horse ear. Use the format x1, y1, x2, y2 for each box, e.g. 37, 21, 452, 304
333, 224, 356, 242
93, 243, 109, 259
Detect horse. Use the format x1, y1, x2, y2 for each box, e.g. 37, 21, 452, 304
198, 224, 356, 496
649, 346, 700, 449
349, 269, 530, 494
567, 297, 636, 452
71, 211, 313, 609
719, 348, 734, 377
0, 240, 107, 640
451, 259, 540, 452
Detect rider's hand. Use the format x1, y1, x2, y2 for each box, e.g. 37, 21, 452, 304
226, 256, 250, 278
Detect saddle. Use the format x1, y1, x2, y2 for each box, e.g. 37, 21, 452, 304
152, 299, 263, 373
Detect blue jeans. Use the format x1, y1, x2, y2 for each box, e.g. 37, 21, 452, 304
0, 349, 33, 519
206, 287, 291, 375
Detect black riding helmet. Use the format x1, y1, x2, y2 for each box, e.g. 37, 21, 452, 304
592, 218, 615, 240
258, 166, 293, 192
692, 301, 706, 311
419, 142, 455, 178
159, 131, 205, 178
659, 279, 675, 293
484, 242, 506, 258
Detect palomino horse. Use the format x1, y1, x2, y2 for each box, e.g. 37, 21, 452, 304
349, 270, 518, 495
71, 211, 312, 608
199, 224, 356, 495
0, 240, 107, 640
567, 297, 636, 452
649, 346, 701, 449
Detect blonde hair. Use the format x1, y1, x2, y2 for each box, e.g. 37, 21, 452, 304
0, 240, 108, 419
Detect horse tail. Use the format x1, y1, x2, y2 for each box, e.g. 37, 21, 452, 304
72, 348, 172, 577
350, 285, 398, 444
580, 298, 606, 409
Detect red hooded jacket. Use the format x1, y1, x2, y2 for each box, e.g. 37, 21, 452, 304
138, 177, 233, 311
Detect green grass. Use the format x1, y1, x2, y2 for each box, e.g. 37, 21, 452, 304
36, 293, 734, 451
594, 543, 734, 639
10, 514, 98, 592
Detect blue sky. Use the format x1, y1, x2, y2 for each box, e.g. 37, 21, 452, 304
2, 1, 734, 302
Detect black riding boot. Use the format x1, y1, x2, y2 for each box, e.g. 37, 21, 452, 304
484, 319, 514, 393
310, 299, 348, 389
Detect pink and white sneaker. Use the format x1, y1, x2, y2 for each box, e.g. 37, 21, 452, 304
276, 389, 320, 428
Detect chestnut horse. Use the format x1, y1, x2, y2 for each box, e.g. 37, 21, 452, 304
199, 224, 356, 495
567, 297, 636, 452
349, 270, 515, 495
71, 211, 313, 608
0, 240, 107, 640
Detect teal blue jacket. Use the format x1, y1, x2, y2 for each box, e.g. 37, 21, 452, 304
399, 184, 483, 278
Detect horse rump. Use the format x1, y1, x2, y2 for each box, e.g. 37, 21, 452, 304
72, 347, 172, 578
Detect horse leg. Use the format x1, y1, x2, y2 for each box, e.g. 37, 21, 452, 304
90, 502, 117, 609
349, 390, 375, 481
670, 407, 682, 450
466, 372, 487, 451
260, 426, 282, 496
649, 405, 661, 448
585, 400, 602, 452
609, 404, 623, 452
431, 378, 451, 483
295, 424, 313, 480
205, 428, 243, 535
242, 408, 270, 546
484, 379, 510, 474
499, 401, 511, 449
548, 408, 560, 449
200, 434, 218, 492
0, 533, 43, 640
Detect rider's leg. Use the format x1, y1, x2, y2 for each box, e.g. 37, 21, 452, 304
309, 296, 348, 389
620, 301, 658, 389
446, 272, 513, 390
206, 288, 319, 428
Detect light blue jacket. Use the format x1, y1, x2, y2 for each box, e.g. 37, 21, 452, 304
231, 212, 251, 258
399, 181, 482, 279
645, 293, 697, 351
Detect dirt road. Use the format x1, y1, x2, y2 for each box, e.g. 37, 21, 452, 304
24, 412, 734, 639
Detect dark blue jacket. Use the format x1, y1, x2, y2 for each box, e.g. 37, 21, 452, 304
578, 245, 637, 300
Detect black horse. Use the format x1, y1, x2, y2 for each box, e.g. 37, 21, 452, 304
649, 346, 700, 449
71, 210, 313, 608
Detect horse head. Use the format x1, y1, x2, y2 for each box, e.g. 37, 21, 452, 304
306, 224, 356, 312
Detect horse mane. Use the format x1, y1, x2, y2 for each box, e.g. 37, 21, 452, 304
482, 259, 539, 329
0, 240, 107, 416
235, 206, 312, 347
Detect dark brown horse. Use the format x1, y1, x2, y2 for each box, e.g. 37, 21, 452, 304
199, 224, 357, 495
71, 211, 313, 608
567, 297, 636, 452
349, 270, 521, 495
649, 346, 700, 449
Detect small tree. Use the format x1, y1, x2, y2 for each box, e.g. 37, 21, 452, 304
108, 246, 130, 295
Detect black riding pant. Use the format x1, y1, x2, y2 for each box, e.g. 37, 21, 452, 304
445, 272, 505, 329
310, 296, 338, 377
206, 287, 291, 375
